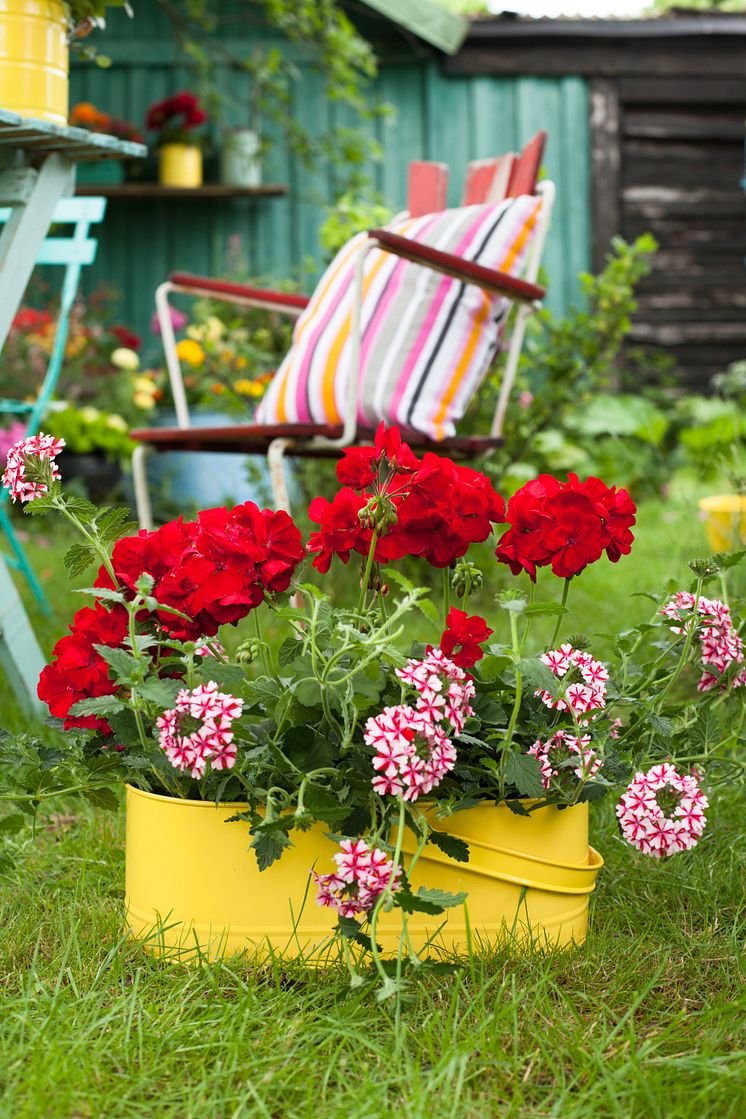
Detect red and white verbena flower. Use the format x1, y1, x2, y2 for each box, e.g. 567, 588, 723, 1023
157, 682, 244, 779
365, 649, 474, 802
313, 839, 402, 918
536, 643, 609, 717
528, 729, 602, 789
2, 432, 65, 503
660, 592, 745, 692
616, 763, 708, 858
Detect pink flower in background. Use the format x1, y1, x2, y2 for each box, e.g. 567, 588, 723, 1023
616, 763, 708, 858
0, 421, 27, 462
150, 306, 188, 335
313, 838, 401, 918
157, 682, 244, 779
2, 432, 66, 503
518, 391, 534, 410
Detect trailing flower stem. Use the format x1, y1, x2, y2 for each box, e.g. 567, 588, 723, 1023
548, 577, 571, 650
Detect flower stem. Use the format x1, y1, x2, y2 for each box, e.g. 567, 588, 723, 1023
369, 798, 407, 988
498, 610, 523, 799
548, 578, 572, 649
655, 576, 704, 712
357, 528, 380, 614
52, 497, 119, 588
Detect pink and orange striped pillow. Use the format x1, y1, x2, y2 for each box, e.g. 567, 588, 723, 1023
256, 194, 542, 441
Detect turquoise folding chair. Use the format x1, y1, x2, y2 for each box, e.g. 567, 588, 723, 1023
0, 196, 106, 612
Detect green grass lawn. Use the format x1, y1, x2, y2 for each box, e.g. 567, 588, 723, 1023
0, 478, 744, 1117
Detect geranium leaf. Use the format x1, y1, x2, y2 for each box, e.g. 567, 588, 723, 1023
63, 542, 97, 578
250, 828, 292, 871
395, 886, 467, 914
503, 752, 544, 799
428, 830, 470, 864
68, 695, 124, 717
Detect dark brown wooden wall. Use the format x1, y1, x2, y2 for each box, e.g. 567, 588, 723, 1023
447, 19, 746, 389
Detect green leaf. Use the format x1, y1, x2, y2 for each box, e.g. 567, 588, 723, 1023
193, 662, 246, 690
395, 886, 467, 915
292, 677, 323, 708
64, 542, 97, 578
277, 636, 302, 667
137, 679, 182, 708
68, 695, 125, 718
503, 752, 545, 799
94, 645, 142, 683
336, 915, 378, 953
521, 602, 569, 618
428, 830, 469, 864
251, 828, 292, 871
415, 597, 440, 625
691, 708, 721, 752
96, 506, 138, 544
75, 586, 125, 604
516, 658, 558, 694
0, 814, 25, 835
83, 787, 119, 811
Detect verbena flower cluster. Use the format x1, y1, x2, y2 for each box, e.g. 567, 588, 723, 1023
157, 683, 244, 778
1, 432, 65, 503
496, 473, 636, 581
308, 425, 506, 572
528, 729, 602, 790
365, 648, 475, 802
537, 643, 609, 717
660, 591, 745, 692
616, 763, 709, 857
313, 839, 402, 918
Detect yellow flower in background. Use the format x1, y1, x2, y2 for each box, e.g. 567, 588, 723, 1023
111, 347, 140, 371
234, 378, 265, 398
235, 356, 248, 371
186, 316, 224, 345
175, 339, 205, 368
80, 407, 101, 423
132, 374, 159, 411
105, 414, 128, 432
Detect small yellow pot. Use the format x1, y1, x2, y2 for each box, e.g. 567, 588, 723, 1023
0, 0, 68, 125
158, 143, 203, 188
125, 785, 603, 962
698, 494, 746, 553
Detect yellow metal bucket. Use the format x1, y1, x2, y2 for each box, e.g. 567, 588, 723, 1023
158, 143, 202, 188
0, 0, 68, 125
125, 785, 603, 962
698, 494, 746, 553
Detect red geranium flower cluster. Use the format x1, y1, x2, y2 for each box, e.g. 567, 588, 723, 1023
307, 425, 506, 573
146, 91, 206, 132
110, 325, 142, 351
440, 608, 493, 669
37, 603, 129, 733
495, 473, 636, 581
96, 501, 305, 641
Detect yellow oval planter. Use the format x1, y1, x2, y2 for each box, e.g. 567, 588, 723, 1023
158, 143, 202, 188
125, 785, 603, 962
0, 0, 68, 125
698, 494, 746, 553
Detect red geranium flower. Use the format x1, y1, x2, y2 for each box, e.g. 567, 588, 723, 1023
440, 608, 493, 669
111, 324, 142, 350
38, 603, 129, 732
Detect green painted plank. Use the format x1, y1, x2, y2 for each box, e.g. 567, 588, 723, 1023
361, 0, 468, 54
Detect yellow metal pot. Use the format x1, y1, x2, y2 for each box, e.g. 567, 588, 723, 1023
158, 142, 202, 188
698, 494, 746, 553
0, 0, 68, 125
125, 785, 603, 962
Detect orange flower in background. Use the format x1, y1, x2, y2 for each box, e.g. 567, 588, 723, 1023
70, 102, 111, 131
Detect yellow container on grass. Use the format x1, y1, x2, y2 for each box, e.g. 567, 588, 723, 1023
0, 0, 68, 125
698, 494, 746, 553
158, 142, 202, 188
125, 785, 603, 962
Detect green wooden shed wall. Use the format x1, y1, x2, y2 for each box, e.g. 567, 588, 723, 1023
70, 2, 590, 342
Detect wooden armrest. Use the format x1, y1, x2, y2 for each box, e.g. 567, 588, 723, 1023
368, 230, 545, 304
168, 272, 310, 311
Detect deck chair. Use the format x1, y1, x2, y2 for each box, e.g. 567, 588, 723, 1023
0, 196, 107, 610
131, 132, 553, 526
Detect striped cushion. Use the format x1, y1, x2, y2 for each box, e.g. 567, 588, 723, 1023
257, 194, 542, 441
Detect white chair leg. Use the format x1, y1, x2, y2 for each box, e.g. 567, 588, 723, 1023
132, 443, 154, 530
267, 438, 292, 513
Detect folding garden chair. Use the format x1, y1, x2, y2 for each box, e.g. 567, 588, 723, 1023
0, 196, 107, 610
131, 132, 553, 526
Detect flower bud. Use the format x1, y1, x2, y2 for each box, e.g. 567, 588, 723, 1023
235, 638, 264, 665
451, 559, 483, 599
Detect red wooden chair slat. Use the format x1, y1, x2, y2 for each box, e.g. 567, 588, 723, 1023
462, 158, 502, 205
507, 130, 547, 198
169, 272, 310, 310
406, 161, 448, 217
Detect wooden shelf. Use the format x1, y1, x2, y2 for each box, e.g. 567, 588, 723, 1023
0, 108, 147, 162
74, 182, 288, 199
